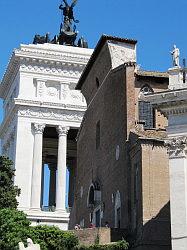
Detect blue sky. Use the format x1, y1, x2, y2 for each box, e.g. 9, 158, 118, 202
0, 0, 187, 80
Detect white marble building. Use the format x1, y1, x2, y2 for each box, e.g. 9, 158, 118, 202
0, 43, 93, 229
144, 60, 187, 249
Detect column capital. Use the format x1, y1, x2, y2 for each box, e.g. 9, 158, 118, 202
33, 123, 45, 134
56, 126, 69, 136
165, 136, 187, 158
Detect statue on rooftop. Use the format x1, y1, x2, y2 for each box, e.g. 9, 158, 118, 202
32, 0, 88, 47
59, 0, 79, 32
171, 45, 180, 67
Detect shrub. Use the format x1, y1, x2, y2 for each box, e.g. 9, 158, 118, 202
29, 225, 79, 250
74, 240, 129, 250
0, 209, 30, 250
0, 209, 78, 250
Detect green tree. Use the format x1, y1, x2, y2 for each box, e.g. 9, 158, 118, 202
0, 208, 30, 250
0, 156, 20, 209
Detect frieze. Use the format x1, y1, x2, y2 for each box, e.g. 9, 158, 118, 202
165, 136, 187, 158
18, 106, 84, 122
20, 62, 83, 78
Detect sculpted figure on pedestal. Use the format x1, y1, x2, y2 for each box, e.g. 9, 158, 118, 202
171, 45, 180, 67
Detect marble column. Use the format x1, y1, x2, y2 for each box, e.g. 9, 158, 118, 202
30, 123, 45, 210
56, 126, 69, 212
166, 136, 187, 250
48, 164, 57, 207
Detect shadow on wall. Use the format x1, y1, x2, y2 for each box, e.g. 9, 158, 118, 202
131, 202, 171, 250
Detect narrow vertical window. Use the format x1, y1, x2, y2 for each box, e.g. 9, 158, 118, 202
96, 121, 100, 149
96, 77, 100, 89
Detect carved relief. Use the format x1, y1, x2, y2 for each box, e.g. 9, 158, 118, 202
20, 62, 82, 79
165, 136, 187, 158
37, 80, 45, 97
69, 90, 84, 102
45, 82, 60, 100
18, 107, 83, 122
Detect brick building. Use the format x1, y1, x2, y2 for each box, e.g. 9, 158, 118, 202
69, 35, 171, 250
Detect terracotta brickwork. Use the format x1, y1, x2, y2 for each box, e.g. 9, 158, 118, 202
70, 36, 171, 250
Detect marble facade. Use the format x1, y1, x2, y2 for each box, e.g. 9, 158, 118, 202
0, 43, 93, 229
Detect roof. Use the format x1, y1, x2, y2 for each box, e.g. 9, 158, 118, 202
76, 34, 137, 90
136, 70, 168, 78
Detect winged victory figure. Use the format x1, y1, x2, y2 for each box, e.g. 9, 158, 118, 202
59, 0, 79, 32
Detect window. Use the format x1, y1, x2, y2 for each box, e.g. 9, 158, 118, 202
115, 191, 121, 228
138, 85, 155, 129
88, 185, 95, 205
132, 163, 139, 230
96, 77, 100, 88
96, 121, 100, 149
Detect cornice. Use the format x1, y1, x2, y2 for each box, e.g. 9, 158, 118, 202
142, 88, 187, 117
14, 98, 87, 111
16, 43, 93, 63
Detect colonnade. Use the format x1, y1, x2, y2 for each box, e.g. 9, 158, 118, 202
30, 123, 69, 212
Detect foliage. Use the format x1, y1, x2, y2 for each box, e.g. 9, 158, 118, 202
0, 209, 30, 250
0, 156, 20, 209
28, 225, 79, 250
0, 208, 78, 250
74, 240, 129, 250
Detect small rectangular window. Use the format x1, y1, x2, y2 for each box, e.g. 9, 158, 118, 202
96, 121, 100, 149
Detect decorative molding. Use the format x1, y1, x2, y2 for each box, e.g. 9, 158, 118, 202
20, 60, 83, 78
16, 45, 92, 65
15, 98, 86, 111
33, 123, 45, 134
165, 136, 187, 158
18, 106, 84, 122
56, 126, 69, 136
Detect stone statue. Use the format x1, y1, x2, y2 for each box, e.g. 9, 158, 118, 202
18, 238, 40, 250
171, 45, 180, 67
59, 0, 79, 32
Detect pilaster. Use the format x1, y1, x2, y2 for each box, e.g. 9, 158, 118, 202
165, 136, 187, 250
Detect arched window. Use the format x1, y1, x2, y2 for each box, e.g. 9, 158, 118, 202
115, 190, 121, 228
138, 85, 155, 129
87, 182, 101, 208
